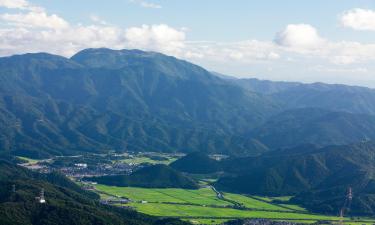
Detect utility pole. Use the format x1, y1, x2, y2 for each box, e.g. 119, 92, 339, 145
339, 187, 352, 225
36, 188, 46, 204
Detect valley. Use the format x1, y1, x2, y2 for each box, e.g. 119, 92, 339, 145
91, 179, 374, 224
15, 150, 375, 225
2, 48, 375, 224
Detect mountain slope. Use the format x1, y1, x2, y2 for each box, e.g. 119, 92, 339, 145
250, 108, 375, 149
214, 142, 375, 215
0, 48, 279, 157
0, 160, 188, 225
87, 164, 199, 189
170, 152, 221, 174
230, 77, 375, 115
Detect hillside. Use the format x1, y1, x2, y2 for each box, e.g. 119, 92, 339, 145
0, 48, 277, 158
230, 77, 375, 115
170, 152, 221, 174
0, 160, 188, 225
3, 49, 375, 158
250, 108, 375, 149
214, 142, 375, 215
87, 164, 199, 189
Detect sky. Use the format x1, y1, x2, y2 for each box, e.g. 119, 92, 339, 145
1, 1, 375, 87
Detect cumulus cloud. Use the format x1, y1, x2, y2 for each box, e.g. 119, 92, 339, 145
0, 0, 184, 56
0, 11, 69, 29
274, 24, 325, 50
1, 0, 375, 79
185, 40, 281, 63
0, 0, 29, 9
340, 8, 375, 31
125, 24, 185, 54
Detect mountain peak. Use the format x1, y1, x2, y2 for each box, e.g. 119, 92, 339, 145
71, 48, 171, 68
0, 52, 81, 69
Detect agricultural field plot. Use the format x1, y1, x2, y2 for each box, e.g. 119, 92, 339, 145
95, 185, 229, 206
17, 156, 40, 164
128, 202, 340, 220
93, 184, 375, 224
223, 193, 298, 211
119, 154, 179, 165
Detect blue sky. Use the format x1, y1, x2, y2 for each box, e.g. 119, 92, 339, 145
1, 0, 375, 87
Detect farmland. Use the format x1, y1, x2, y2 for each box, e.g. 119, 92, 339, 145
93, 184, 373, 224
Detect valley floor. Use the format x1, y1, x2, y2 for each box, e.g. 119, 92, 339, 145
94, 185, 375, 225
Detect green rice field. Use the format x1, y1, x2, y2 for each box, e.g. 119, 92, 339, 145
92, 184, 374, 224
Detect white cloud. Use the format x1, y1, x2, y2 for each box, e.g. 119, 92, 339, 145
125, 24, 185, 54
130, 0, 162, 9
0, 0, 29, 9
311, 65, 368, 74
340, 8, 375, 31
274, 24, 325, 50
182, 40, 282, 66
0, 11, 69, 29
1, 0, 375, 86
90, 15, 108, 25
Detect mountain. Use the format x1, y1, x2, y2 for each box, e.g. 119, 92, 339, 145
87, 164, 199, 189
4, 49, 375, 158
230, 77, 375, 115
230, 78, 301, 95
250, 108, 375, 149
214, 142, 375, 215
0, 160, 188, 225
170, 152, 221, 174
0, 48, 278, 158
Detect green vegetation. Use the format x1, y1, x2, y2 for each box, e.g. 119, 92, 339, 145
87, 164, 199, 189
94, 184, 375, 224
121, 156, 177, 165
170, 152, 220, 174
128, 202, 338, 220
95, 185, 228, 206
223, 193, 296, 211
0, 160, 188, 225
16, 156, 40, 164
215, 142, 375, 215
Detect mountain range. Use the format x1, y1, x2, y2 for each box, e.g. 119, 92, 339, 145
2, 48, 375, 158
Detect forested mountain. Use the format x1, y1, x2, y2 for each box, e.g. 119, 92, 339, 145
86, 164, 199, 189
250, 108, 375, 149
0, 160, 188, 225
229, 77, 375, 115
214, 142, 375, 215
0, 48, 277, 158
2, 48, 375, 158
170, 152, 221, 174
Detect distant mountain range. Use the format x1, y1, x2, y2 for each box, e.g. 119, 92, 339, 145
2, 48, 375, 157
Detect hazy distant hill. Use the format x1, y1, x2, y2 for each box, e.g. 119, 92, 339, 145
87, 164, 199, 189
229, 76, 375, 115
